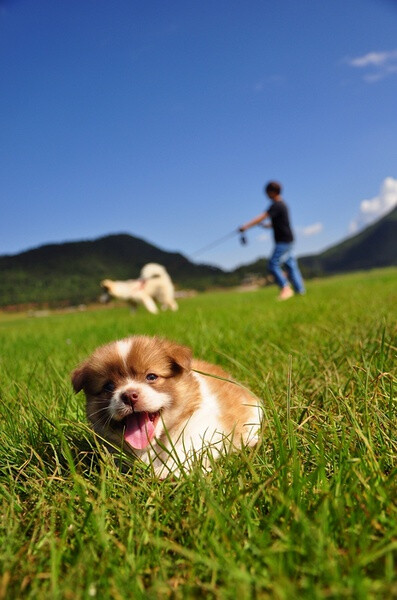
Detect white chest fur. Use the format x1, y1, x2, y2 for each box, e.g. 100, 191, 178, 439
136, 373, 231, 477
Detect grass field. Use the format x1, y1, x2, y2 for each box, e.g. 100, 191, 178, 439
0, 268, 396, 599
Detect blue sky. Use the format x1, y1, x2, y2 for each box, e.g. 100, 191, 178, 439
1, 0, 397, 270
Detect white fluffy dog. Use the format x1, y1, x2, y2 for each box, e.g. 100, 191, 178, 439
101, 263, 178, 314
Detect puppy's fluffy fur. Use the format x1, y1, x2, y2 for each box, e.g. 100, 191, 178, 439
72, 336, 262, 477
101, 263, 178, 314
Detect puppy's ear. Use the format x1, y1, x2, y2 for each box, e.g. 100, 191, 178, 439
166, 342, 192, 374
71, 364, 88, 393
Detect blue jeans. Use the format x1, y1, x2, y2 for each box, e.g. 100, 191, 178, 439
268, 243, 305, 293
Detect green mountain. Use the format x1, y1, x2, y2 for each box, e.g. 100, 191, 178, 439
298, 206, 397, 277
0, 207, 395, 308
0, 233, 237, 308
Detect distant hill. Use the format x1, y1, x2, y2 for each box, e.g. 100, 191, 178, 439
0, 207, 396, 308
298, 206, 397, 276
0, 233, 238, 308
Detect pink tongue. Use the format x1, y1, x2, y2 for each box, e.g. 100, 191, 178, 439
124, 412, 155, 450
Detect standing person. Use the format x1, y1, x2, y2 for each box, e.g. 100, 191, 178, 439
239, 181, 305, 300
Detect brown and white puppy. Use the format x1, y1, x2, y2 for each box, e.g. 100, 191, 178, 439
71, 336, 262, 478
101, 263, 178, 315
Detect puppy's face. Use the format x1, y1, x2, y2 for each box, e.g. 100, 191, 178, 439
72, 336, 192, 451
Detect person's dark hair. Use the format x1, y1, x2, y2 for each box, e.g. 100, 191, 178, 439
265, 181, 282, 195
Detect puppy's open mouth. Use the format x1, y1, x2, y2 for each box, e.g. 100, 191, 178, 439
123, 411, 160, 450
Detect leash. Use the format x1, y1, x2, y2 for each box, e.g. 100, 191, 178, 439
191, 230, 247, 258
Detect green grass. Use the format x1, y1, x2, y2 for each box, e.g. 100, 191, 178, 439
0, 268, 396, 599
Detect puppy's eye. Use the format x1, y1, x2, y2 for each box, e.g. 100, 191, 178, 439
146, 373, 158, 382
103, 381, 115, 393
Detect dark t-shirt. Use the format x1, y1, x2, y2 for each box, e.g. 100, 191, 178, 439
267, 200, 294, 243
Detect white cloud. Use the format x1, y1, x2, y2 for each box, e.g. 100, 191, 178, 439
349, 177, 397, 234
349, 51, 397, 67
300, 222, 323, 237
256, 232, 270, 242
346, 49, 397, 82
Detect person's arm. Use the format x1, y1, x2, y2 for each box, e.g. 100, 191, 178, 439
239, 211, 269, 232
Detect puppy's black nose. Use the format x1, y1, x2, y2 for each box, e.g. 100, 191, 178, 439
121, 390, 139, 405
